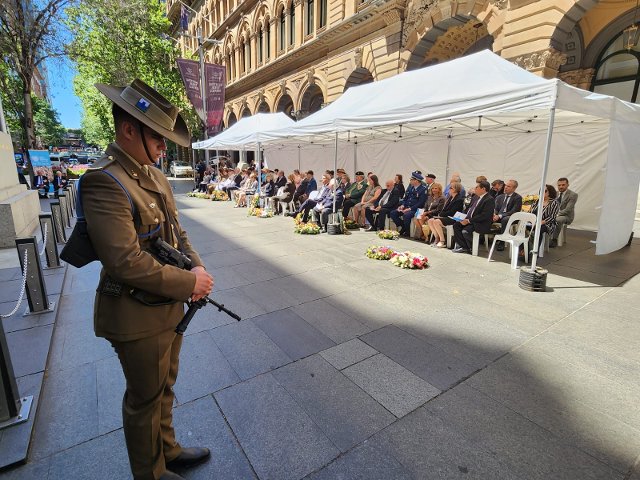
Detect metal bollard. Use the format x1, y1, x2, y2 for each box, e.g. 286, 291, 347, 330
50, 202, 66, 244
0, 322, 33, 429
15, 237, 54, 315
58, 194, 71, 228
39, 214, 61, 269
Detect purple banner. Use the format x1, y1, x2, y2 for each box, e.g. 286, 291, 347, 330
205, 63, 225, 135
176, 58, 204, 122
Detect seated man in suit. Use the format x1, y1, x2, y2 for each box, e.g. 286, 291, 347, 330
274, 170, 287, 189
297, 170, 317, 203
290, 173, 330, 222
550, 177, 578, 247
52, 171, 68, 198
33, 173, 50, 198
315, 179, 344, 232
452, 180, 495, 254
364, 179, 401, 231
492, 179, 523, 251
389, 171, 428, 237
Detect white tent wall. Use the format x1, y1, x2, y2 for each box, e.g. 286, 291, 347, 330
597, 119, 640, 254
448, 125, 609, 233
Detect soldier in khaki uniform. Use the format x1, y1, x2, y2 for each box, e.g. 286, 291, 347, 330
82, 79, 214, 480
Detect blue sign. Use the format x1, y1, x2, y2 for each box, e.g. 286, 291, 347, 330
28, 150, 51, 168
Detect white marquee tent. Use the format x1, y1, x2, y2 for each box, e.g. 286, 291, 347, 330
194, 51, 640, 256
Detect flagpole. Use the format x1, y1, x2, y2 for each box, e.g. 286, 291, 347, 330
197, 27, 209, 168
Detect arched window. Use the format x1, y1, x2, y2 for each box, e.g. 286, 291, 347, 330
289, 4, 295, 45
305, 0, 314, 36
319, 0, 326, 28
245, 36, 251, 71
226, 52, 232, 80
592, 27, 640, 103
258, 27, 264, 64
279, 9, 286, 51
266, 21, 271, 59
239, 39, 245, 74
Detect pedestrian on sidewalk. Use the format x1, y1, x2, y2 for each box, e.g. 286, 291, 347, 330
82, 78, 214, 480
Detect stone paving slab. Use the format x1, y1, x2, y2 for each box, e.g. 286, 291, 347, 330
305, 440, 414, 480
6, 324, 53, 377
319, 338, 378, 370
209, 320, 292, 380
465, 350, 640, 474
47, 429, 129, 480
360, 325, 477, 391
343, 353, 440, 418
1, 294, 60, 334
253, 309, 335, 361
174, 330, 240, 404
423, 384, 621, 480
96, 355, 126, 435
238, 280, 302, 312
215, 373, 340, 480
291, 299, 373, 344
272, 355, 396, 452
172, 396, 257, 480
369, 401, 514, 480
30, 362, 98, 460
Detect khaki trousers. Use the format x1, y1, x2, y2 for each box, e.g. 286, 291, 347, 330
111, 329, 183, 480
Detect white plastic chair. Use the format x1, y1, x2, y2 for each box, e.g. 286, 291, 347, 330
487, 212, 537, 269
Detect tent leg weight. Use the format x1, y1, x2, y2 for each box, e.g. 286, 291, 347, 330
519, 266, 548, 292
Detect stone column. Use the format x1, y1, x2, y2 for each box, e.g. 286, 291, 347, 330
0, 132, 40, 247
294, 0, 303, 47
558, 68, 596, 90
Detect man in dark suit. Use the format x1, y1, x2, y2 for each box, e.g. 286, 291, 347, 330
364, 179, 401, 231
389, 172, 428, 236
290, 173, 329, 222
452, 180, 495, 254
274, 170, 287, 189
492, 179, 522, 251
550, 177, 578, 247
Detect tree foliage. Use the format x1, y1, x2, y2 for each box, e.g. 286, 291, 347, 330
0, 0, 71, 148
32, 95, 67, 147
66, 0, 200, 148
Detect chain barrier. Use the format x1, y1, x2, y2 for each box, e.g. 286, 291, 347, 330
39, 222, 48, 257
0, 249, 29, 318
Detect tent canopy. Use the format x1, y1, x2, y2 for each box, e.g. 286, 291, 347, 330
192, 112, 295, 150
194, 51, 640, 255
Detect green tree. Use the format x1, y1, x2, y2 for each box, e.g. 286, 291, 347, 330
0, 0, 71, 148
66, 0, 201, 148
32, 95, 66, 147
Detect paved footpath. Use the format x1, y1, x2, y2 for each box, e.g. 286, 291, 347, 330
2, 188, 640, 480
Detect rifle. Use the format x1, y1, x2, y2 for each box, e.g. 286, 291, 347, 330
152, 237, 241, 334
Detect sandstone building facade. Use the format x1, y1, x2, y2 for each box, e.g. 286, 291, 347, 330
166, 0, 640, 128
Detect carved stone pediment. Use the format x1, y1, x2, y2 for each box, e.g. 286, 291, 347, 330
514, 48, 567, 72
402, 0, 438, 45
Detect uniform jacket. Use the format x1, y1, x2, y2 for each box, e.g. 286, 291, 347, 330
83, 143, 203, 341
345, 180, 367, 202
557, 189, 578, 223
400, 184, 427, 212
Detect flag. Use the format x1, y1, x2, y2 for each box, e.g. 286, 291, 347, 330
180, 4, 188, 31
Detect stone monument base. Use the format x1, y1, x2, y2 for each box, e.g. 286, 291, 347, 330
0, 184, 40, 247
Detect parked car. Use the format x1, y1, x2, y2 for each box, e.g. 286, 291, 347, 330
170, 161, 193, 177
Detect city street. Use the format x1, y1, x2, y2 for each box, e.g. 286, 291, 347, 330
2, 188, 640, 479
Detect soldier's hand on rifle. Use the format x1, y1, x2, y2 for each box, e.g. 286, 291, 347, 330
191, 266, 214, 301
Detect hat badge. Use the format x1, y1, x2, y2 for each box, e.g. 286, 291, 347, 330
136, 97, 151, 112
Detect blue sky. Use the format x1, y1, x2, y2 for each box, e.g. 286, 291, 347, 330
46, 59, 82, 129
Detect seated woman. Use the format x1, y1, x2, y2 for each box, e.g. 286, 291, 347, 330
269, 173, 296, 214
427, 182, 464, 248
413, 182, 445, 241
352, 175, 382, 227
234, 173, 258, 207
199, 171, 212, 192
258, 173, 276, 207
394, 174, 405, 199
525, 184, 559, 256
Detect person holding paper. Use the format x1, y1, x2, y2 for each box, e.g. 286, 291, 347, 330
452, 180, 495, 254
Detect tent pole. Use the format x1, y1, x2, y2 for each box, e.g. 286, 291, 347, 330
530, 103, 557, 271
333, 132, 338, 212
353, 141, 357, 174
445, 130, 452, 186
256, 143, 262, 196
298, 145, 301, 171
